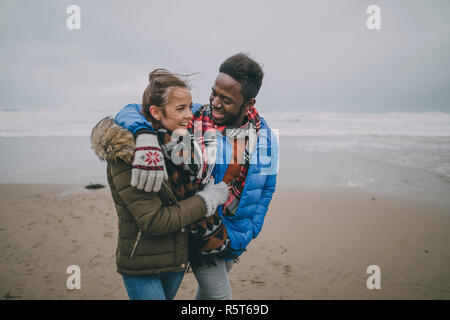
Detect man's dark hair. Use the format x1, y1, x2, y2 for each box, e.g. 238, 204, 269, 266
219, 53, 264, 102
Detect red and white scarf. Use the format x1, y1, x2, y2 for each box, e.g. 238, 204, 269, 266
189, 104, 261, 217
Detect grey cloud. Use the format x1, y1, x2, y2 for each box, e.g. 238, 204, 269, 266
0, 0, 449, 112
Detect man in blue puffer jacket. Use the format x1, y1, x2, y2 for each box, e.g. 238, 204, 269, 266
115, 53, 278, 299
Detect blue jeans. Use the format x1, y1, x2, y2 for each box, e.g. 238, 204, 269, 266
122, 271, 185, 300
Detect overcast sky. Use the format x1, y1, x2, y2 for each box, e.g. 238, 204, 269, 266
1, 0, 449, 113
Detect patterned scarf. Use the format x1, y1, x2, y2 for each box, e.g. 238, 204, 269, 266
189, 104, 261, 217
155, 128, 214, 201
155, 125, 229, 268
156, 104, 261, 268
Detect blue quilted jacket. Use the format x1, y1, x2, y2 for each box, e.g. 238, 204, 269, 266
115, 103, 278, 257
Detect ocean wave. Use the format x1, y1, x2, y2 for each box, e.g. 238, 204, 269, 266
262, 111, 450, 137
0, 108, 113, 137
1, 109, 450, 137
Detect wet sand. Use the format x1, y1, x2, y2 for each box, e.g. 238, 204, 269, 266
0, 184, 449, 299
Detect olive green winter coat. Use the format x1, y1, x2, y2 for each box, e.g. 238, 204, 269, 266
91, 117, 206, 275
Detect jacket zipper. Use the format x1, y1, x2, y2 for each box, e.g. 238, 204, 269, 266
129, 182, 176, 261
130, 230, 142, 260
162, 181, 186, 269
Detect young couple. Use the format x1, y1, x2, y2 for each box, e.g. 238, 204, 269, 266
91, 53, 278, 300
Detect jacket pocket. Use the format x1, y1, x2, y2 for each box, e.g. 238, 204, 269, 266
129, 230, 142, 260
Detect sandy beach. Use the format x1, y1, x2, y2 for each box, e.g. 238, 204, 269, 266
2, 0, 450, 303
1, 183, 449, 300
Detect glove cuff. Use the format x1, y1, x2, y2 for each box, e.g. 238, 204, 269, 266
133, 128, 155, 139
135, 132, 160, 147
197, 192, 215, 218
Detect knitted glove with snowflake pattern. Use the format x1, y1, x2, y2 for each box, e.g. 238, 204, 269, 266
131, 133, 168, 193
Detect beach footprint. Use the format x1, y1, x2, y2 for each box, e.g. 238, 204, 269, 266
283, 265, 292, 276
249, 276, 267, 288
103, 232, 113, 239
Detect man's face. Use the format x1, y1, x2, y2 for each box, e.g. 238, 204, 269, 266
209, 73, 248, 128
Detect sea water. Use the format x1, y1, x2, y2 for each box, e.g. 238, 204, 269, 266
1, 109, 449, 204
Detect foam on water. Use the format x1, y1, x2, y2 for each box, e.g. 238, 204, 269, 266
0, 108, 113, 137
262, 112, 450, 137
1, 109, 450, 137
1, 109, 449, 204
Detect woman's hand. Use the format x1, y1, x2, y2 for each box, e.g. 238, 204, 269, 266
131, 133, 168, 192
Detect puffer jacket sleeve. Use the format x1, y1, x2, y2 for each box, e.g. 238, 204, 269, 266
114, 103, 155, 136
108, 160, 207, 236
252, 126, 278, 238
253, 173, 277, 238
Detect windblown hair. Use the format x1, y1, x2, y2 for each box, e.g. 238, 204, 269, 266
142, 69, 189, 124
219, 53, 264, 102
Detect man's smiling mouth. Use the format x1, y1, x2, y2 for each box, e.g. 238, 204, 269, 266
212, 108, 225, 119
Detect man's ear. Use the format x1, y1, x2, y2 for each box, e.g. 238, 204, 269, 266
240, 98, 255, 116
149, 105, 161, 121
245, 98, 256, 109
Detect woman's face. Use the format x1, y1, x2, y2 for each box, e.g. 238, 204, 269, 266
151, 87, 193, 134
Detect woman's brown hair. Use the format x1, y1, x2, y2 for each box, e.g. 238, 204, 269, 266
142, 69, 189, 124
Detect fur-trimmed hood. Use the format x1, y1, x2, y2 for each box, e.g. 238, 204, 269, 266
90, 116, 135, 164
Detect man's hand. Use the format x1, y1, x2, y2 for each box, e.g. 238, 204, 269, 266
131, 133, 168, 193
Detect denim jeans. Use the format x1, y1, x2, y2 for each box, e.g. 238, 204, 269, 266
193, 258, 234, 300
122, 271, 185, 300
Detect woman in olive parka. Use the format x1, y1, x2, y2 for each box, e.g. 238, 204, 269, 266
91, 69, 227, 300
